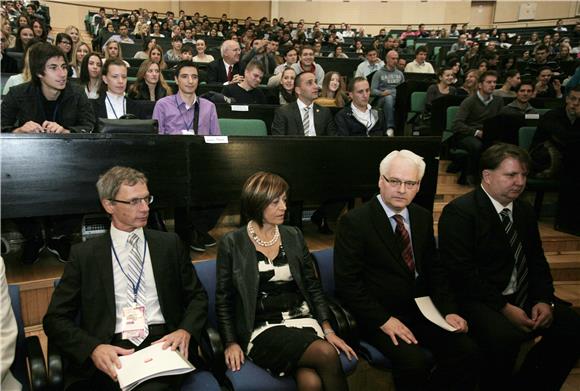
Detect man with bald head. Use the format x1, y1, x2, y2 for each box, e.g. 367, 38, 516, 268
207, 39, 243, 84
371, 50, 405, 136
271, 72, 335, 136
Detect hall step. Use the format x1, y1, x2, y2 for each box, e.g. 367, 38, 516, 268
546, 252, 580, 281
554, 281, 580, 312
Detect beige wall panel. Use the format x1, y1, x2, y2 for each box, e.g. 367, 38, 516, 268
494, 1, 578, 23
470, 1, 494, 27
180, 1, 271, 19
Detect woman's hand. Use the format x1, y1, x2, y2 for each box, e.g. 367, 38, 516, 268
325, 332, 358, 361
224, 342, 245, 371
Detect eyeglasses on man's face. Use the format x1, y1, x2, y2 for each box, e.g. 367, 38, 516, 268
110, 195, 154, 206
382, 175, 419, 190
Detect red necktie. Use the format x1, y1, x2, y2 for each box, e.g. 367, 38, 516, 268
227, 65, 233, 82
393, 214, 415, 273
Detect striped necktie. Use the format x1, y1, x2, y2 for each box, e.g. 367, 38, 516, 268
303, 106, 311, 136
393, 214, 415, 273
127, 232, 149, 346
500, 208, 528, 308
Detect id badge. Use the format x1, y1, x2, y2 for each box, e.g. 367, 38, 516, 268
121, 305, 147, 340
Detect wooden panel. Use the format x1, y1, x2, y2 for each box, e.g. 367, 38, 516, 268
20, 286, 54, 327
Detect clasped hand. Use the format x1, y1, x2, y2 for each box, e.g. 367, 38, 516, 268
15, 120, 69, 133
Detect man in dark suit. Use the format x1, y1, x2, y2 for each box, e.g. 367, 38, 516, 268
438, 143, 580, 390
335, 150, 479, 391
43, 166, 208, 391
206, 39, 242, 84
271, 72, 336, 136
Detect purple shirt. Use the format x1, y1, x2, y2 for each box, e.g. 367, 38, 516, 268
153, 94, 221, 135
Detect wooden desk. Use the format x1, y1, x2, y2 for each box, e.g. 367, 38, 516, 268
1, 134, 440, 219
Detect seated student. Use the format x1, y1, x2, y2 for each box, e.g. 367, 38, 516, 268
290, 45, 325, 87
2, 38, 40, 95
176, 45, 193, 63
328, 45, 348, 59
1, 42, 95, 264
79, 52, 102, 99
271, 72, 336, 136
222, 60, 267, 104
241, 38, 277, 79
371, 50, 404, 137
534, 66, 563, 99
314, 71, 348, 108
335, 76, 386, 136
133, 37, 157, 60
493, 69, 520, 98
127, 59, 172, 102
404, 46, 435, 74
71, 42, 90, 78
92, 59, 148, 121
268, 67, 297, 105
102, 40, 129, 67
191, 39, 214, 63
207, 40, 242, 84
273, 47, 298, 76
0, 257, 22, 390
164, 35, 183, 63
501, 80, 538, 116
456, 69, 479, 96
216, 171, 356, 391
43, 166, 209, 391
354, 47, 384, 79
54, 33, 74, 77
148, 44, 168, 71
10, 25, 34, 53
424, 67, 456, 114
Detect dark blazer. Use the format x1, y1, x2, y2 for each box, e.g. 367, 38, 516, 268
206, 59, 241, 84
271, 101, 336, 136
91, 94, 153, 123
1, 82, 95, 133
43, 229, 208, 382
334, 103, 386, 136
334, 197, 456, 331
215, 225, 332, 350
438, 187, 554, 312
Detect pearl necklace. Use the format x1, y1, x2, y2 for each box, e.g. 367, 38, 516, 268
247, 221, 280, 247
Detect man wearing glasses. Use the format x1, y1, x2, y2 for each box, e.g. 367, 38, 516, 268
44, 166, 208, 390
334, 150, 480, 391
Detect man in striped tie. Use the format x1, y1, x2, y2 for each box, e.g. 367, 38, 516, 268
439, 143, 580, 390
44, 166, 208, 391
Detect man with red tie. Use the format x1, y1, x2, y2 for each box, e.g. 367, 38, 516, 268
334, 150, 480, 391
206, 40, 243, 85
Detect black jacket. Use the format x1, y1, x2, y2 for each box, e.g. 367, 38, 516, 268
334, 103, 386, 136
271, 101, 336, 136
1, 82, 95, 133
216, 225, 332, 350
91, 93, 154, 123
206, 59, 242, 84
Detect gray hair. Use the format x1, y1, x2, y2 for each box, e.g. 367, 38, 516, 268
220, 39, 238, 57
96, 166, 148, 200
379, 150, 426, 181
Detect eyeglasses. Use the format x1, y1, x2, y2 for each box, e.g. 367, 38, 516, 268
382, 175, 419, 190
110, 195, 154, 206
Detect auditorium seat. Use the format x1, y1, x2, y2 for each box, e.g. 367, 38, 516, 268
218, 118, 268, 136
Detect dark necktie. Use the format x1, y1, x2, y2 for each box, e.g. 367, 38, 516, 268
393, 214, 415, 273
227, 65, 233, 82
500, 208, 529, 308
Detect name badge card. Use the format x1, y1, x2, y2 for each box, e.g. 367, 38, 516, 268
121, 305, 147, 340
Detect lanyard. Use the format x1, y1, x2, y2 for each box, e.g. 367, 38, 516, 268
175, 95, 200, 133
111, 237, 147, 304
106, 94, 126, 119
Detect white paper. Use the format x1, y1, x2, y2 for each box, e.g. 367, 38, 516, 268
231, 105, 249, 112
414, 296, 457, 332
180, 130, 196, 135
204, 136, 229, 144
116, 343, 194, 391
525, 113, 540, 120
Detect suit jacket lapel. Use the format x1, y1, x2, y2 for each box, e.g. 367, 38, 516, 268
235, 229, 259, 325
291, 102, 303, 135
475, 188, 512, 254
313, 104, 323, 135
369, 198, 414, 276
145, 229, 168, 315
96, 234, 116, 320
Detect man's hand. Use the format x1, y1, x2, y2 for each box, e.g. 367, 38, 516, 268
381, 91, 391, 97
501, 303, 534, 332
90, 344, 134, 381
42, 121, 69, 133
152, 329, 191, 359
531, 302, 553, 330
380, 316, 418, 346
231, 74, 244, 84
445, 313, 469, 333
14, 121, 43, 133
224, 342, 244, 371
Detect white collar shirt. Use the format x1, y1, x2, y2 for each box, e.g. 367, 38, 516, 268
297, 98, 316, 136
105, 91, 126, 119
351, 103, 376, 132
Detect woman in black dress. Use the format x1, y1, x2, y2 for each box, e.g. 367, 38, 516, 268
216, 172, 356, 390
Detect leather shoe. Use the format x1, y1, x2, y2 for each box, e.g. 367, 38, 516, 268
47, 237, 71, 263
199, 231, 216, 247
189, 231, 207, 252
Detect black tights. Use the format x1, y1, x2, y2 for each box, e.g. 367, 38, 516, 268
296, 340, 348, 391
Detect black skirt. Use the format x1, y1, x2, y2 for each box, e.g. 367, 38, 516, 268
248, 325, 321, 376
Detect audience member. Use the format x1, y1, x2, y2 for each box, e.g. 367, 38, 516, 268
290, 45, 325, 87
457, 69, 479, 96
64, 25, 80, 46
273, 47, 297, 75
2, 38, 38, 94
493, 69, 520, 98
102, 23, 134, 51
207, 39, 242, 84
241, 38, 276, 79
452, 71, 504, 184
128, 59, 172, 102
525, 44, 560, 77
314, 71, 348, 108
153, 60, 220, 135
164, 35, 183, 62
177, 45, 193, 62
396, 57, 407, 72
404, 46, 434, 74
70, 41, 89, 77
192, 39, 214, 63
335, 150, 480, 391
501, 80, 537, 116
216, 171, 355, 390
148, 44, 167, 71
222, 60, 267, 104
12, 24, 33, 52
534, 66, 563, 99
271, 72, 335, 136
0, 257, 21, 390
103, 40, 129, 66
449, 34, 468, 55
0, 29, 18, 73
133, 38, 157, 60
425, 67, 456, 113
43, 166, 209, 390
335, 76, 386, 136
355, 47, 384, 79
269, 66, 297, 104
149, 22, 165, 38
438, 143, 580, 390
371, 50, 404, 137
328, 45, 348, 59
79, 52, 102, 99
